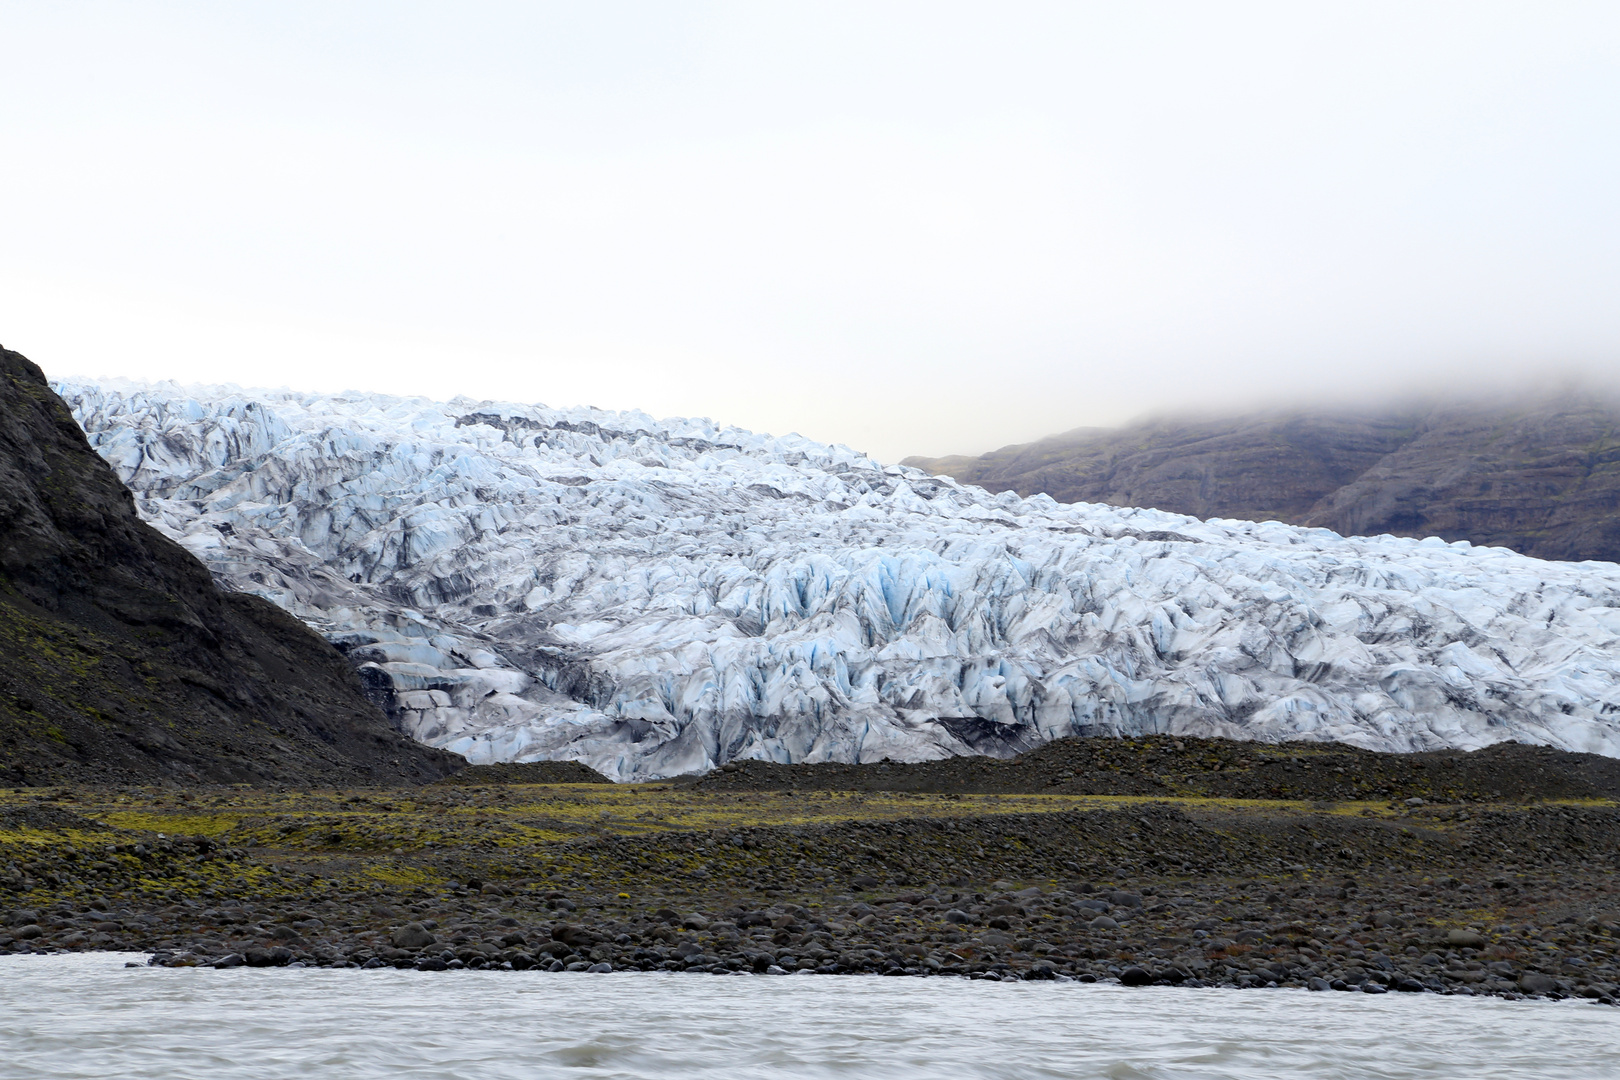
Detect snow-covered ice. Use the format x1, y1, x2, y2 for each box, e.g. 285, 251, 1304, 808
57, 379, 1620, 779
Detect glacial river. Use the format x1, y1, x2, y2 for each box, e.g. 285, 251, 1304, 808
2, 953, 1613, 1079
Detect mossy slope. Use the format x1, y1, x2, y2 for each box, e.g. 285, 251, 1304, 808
0, 343, 459, 787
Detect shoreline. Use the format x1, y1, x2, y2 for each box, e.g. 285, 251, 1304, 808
5, 772, 1618, 1004
0, 948, 1611, 1007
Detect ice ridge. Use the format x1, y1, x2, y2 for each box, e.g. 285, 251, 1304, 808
56, 378, 1620, 780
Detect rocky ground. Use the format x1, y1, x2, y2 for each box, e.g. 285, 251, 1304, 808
3, 737, 1618, 1005
680, 735, 1620, 803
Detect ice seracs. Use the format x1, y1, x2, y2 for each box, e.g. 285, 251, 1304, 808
58, 378, 1620, 779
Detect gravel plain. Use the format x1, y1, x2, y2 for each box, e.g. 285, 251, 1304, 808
3, 737, 1618, 1004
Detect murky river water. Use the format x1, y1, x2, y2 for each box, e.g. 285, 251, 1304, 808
1, 953, 1613, 1079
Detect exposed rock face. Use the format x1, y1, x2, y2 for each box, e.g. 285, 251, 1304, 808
0, 345, 458, 786
55, 378, 1620, 779
903, 397, 1620, 565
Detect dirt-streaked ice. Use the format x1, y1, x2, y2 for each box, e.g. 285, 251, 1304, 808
58, 380, 1620, 779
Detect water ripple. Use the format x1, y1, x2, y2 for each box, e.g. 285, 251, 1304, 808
1, 954, 1613, 1080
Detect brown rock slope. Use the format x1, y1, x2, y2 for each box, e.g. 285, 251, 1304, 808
903, 395, 1620, 564
0, 344, 460, 786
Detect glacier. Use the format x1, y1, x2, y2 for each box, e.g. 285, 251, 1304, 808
56, 378, 1620, 780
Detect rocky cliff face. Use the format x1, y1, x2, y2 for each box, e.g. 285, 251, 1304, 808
903, 396, 1620, 564
0, 346, 458, 786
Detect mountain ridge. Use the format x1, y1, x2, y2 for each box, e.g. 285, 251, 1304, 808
902, 396, 1620, 564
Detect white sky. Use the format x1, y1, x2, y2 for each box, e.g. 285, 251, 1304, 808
2, 2, 1618, 461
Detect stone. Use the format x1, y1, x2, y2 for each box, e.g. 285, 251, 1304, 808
586, 962, 612, 973
391, 923, 437, 949
1518, 973, 1559, 995
211, 953, 245, 969
1089, 916, 1119, 930
553, 925, 596, 949
1446, 929, 1486, 948
1307, 977, 1331, 991
1119, 967, 1153, 987
12, 925, 42, 940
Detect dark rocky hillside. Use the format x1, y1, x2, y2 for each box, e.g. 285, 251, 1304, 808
685, 735, 1620, 804
0, 344, 460, 787
904, 395, 1620, 564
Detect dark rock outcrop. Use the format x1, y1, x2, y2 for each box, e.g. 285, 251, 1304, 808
904, 395, 1620, 564
0, 344, 460, 786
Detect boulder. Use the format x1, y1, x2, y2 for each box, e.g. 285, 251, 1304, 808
245, 947, 292, 967
391, 923, 437, 950
1518, 973, 1559, 995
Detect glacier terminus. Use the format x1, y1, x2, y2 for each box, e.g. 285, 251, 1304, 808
58, 380, 1620, 780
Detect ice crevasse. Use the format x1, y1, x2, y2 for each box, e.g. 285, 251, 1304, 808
56, 379, 1620, 780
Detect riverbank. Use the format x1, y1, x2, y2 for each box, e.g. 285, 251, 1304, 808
3, 758, 1617, 1002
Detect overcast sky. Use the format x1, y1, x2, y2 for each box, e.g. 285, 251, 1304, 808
2, 3, 1617, 461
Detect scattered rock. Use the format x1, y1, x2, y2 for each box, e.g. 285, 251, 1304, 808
390, 924, 437, 949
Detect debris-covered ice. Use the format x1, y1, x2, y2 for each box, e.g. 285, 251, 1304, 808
58, 379, 1620, 779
